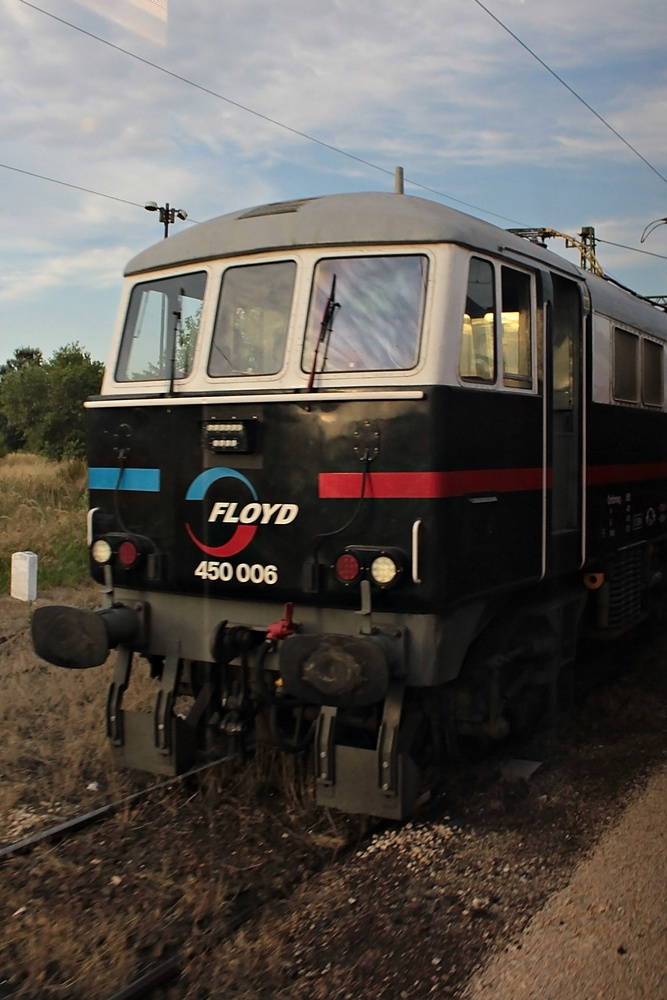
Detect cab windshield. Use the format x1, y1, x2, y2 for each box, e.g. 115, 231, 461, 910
208, 260, 296, 376
302, 254, 427, 374
116, 272, 206, 382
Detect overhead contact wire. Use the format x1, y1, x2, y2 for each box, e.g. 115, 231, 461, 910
472, 0, 667, 187
11, 0, 667, 254
16, 0, 523, 225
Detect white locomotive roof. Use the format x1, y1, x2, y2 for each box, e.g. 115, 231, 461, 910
125, 190, 667, 340
126, 191, 577, 275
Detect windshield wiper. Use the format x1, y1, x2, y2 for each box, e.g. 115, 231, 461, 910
306, 274, 340, 395
168, 287, 185, 395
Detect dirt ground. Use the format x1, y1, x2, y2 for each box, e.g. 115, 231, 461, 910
1, 587, 666, 999
463, 764, 667, 1000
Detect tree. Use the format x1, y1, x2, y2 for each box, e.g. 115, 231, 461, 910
0, 343, 104, 460
0, 347, 43, 455
0, 346, 44, 376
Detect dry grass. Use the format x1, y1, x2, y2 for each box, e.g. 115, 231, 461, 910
0, 451, 126, 834
3, 894, 146, 995
0, 589, 129, 838
0, 453, 89, 592
0, 454, 168, 815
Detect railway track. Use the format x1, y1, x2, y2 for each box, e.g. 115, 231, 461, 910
2, 622, 666, 999
0, 724, 583, 999
1, 745, 382, 999
0, 755, 238, 863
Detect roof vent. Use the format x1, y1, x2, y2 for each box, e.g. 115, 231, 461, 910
238, 198, 317, 219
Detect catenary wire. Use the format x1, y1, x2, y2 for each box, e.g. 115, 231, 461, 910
14, 0, 527, 227
471, 0, 667, 187
9, 0, 667, 261
0, 160, 201, 224
3, 153, 665, 270
17, 0, 667, 219
0, 161, 144, 210
596, 238, 667, 262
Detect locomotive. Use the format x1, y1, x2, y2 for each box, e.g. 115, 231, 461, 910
32, 189, 667, 819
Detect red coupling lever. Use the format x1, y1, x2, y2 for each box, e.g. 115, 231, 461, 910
265, 602, 297, 643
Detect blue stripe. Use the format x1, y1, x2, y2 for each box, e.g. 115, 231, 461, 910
185, 467, 257, 501
89, 467, 161, 492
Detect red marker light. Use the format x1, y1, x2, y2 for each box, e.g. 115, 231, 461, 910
335, 552, 360, 582
118, 539, 139, 568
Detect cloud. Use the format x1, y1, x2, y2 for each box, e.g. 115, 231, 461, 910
73, 0, 168, 44
6, 0, 665, 187
0, 243, 133, 305
1, 0, 667, 361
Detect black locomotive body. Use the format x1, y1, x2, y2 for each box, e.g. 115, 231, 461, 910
32, 192, 667, 818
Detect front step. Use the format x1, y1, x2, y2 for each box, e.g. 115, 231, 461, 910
314, 682, 424, 819
315, 741, 422, 819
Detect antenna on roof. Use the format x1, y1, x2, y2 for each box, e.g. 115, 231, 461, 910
394, 166, 404, 195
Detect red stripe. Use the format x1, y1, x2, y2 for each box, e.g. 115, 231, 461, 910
319, 469, 543, 499
587, 462, 667, 486
319, 462, 667, 500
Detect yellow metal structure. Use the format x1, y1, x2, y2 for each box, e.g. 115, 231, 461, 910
509, 227, 604, 277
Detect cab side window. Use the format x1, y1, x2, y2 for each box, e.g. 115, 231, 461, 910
501, 266, 532, 388
460, 258, 533, 389
116, 271, 206, 382
460, 257, 495, 382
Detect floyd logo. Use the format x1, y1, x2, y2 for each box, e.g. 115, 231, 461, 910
185, 468, 298, 557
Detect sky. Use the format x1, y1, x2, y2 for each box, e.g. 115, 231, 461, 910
1, 0, 667, 365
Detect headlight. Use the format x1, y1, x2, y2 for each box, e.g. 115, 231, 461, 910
333, 546, 405, 589
91, 538, 113, 564
91, 534, 145, 569
370, 555, 398, 585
